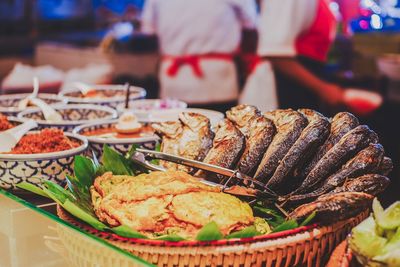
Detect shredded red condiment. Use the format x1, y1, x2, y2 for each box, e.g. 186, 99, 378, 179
10, 128, 80, 154
0, 113, 13, 131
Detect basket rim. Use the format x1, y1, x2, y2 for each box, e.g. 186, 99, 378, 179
58, 204, 359, 248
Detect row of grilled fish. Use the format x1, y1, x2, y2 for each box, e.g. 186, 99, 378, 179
152, 105, 392, 222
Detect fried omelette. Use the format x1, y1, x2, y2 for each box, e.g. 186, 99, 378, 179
90, 170, 254, 239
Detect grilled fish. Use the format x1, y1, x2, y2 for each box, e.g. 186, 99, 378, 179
254, 109, 307, 183
288, 192, 374, 223
236, 116, 276, 176
327, 174, 390, 196
178, 112, 214, 172
226, 104, 261, 137
152, 121, 183, 170
296, 112, 359, 179
195, 119, 245, 181
266, 109, 330, 191
284, 144, 384, 205
374, 156, 393, 176
294, 125, 378, 194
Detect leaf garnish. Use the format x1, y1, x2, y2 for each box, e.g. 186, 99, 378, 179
196, 221, 223, 241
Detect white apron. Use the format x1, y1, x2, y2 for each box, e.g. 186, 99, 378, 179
239, 60, 278, 112
159, 54, 238, 104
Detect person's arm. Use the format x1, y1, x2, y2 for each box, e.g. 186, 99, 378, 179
258, 0, 344, 106
267, 57, 344, 105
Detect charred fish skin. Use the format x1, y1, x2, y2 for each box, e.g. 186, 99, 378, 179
266, 109, 330, 191
195, 119, 245, 181
284, 143, 384, 205
294, 125, 379, 194
226, 104, 261, 137
298, 112, 359, 179
152, 121, 183, 170
237, 116, 276, 176
374, 156, 393, 176
327, 174, 390, 197
254, 109, 308, 183
288, 192, 374, 223
178, 112, 214, 162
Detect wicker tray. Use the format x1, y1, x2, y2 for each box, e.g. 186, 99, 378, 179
326, 240, 352, 267
57, 206, 368, 267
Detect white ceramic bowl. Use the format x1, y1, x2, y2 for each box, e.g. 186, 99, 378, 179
0, 132, 88, 190
17, 104, 118, 132
0, 93, 66, 116
117, 98, 187, 116
59, 85, 146, 108
73, 120, 159, 158
143, 108, 225, 126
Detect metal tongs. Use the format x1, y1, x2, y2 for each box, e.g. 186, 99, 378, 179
131, 148, 278, 201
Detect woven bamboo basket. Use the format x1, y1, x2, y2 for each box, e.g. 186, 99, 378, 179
57, 206, 368, 267
326, 240, 352, 267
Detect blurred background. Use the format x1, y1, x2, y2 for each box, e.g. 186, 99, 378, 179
0, 0, 399, 203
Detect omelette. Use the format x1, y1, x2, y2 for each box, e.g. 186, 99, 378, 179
90, 171, 254, 239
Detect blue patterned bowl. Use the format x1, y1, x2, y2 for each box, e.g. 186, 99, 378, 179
17, 104, 118, 132
0, 132, 88, 190
0, 93, 66, 116
59, 85, 146, 108
73, 120, 159, 159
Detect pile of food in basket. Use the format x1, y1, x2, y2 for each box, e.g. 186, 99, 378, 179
7, 101, 394, 266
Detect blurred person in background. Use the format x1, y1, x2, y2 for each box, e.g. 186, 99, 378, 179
141, 0, 257, 112
242, 0, 344, 112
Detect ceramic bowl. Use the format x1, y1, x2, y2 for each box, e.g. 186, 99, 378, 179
0, 93, 66, 116
59, 85, 146, 108
144, 108, 224, 126
116, 98, 187, 118
17, 104, 118, 132
0, 132, 88, 190
73, 120, 159, 158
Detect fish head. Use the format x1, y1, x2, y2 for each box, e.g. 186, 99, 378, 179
151, 121, 183, 138
179, 112, 210, 131
226, 105, 260, 127
214, 119, 242, 142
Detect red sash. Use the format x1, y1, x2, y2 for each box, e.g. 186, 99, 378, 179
163, 53, 234, 78
295, 0, 337, 62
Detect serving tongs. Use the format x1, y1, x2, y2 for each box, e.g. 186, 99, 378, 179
132, 148, 278, 201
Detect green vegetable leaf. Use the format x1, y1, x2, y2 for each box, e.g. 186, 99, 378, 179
102, 145, 134, 175
253, 205, 282, 218
226, 226, 260, 239
149, 143, 161, 165
373, 248, 400, 266
253, 205, 286, 228
63, 200, 108, 231
42, 187, 63, 205
155, 234, 186, 241
382, 227, 400, 254
111, 225, 148, 239
373, 198, 385, 220
16, 182, 49, 198
125, 144, 140, 160
272, 220, 299, 233
196, 221, 223, 241
350, 217, 387, 259
63, 174, 94, 215
300, 211, 316, 227
375, 199, 400, 230
43, 180, 75, 203
155, 142, 161, 152
74, 155, 96, 190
